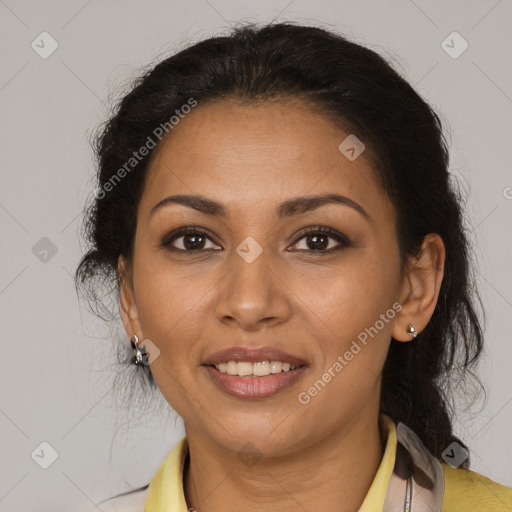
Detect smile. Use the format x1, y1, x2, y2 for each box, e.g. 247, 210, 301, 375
203, 363, 308, 399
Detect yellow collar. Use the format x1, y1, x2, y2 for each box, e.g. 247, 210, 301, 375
145, 415, 397, 511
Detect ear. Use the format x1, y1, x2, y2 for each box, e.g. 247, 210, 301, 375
117, 254, 143, 341
392, 233, 445, 342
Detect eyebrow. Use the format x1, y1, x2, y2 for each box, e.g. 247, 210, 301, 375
150, 193, 370, 221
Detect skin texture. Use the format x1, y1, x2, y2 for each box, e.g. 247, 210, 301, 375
117, 98, 445, 512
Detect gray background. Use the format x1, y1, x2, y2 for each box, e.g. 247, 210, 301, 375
1, 0, 511, 510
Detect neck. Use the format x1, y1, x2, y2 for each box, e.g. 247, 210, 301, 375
183, 411, 386, 512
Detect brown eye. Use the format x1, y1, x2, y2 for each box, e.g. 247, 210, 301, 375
289, 227, 350, 253
161, 227, 221, 252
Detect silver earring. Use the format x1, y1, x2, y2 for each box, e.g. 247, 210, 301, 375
130, 334, 147, 365
406, 324, 417, 339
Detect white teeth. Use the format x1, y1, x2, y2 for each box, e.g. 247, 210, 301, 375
253, 361, 270, 376
269, 361, 282, 373
213, 360, 298, 376
226, 361, 238, 375
237, 362, 253, 376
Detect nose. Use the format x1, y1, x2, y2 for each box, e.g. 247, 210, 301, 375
214, 241, 292, 330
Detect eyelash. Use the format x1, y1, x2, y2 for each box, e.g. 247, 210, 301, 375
160, 226, 351, 255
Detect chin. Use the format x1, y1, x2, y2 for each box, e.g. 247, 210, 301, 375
208, 418, 308, 458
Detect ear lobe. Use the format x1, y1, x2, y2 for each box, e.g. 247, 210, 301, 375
117, 254, 142, 338
392, 234, 445, 342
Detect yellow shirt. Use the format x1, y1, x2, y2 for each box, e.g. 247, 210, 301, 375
143, 417, 512, 511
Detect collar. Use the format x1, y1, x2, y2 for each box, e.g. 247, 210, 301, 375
144, 414, 399, 511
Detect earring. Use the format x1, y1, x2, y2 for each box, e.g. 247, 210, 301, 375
406, 324, 418, 339
130, 334, 147, 365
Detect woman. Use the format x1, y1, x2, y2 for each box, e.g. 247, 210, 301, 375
75, 22, 512, 511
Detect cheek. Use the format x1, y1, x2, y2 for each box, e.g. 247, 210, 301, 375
133, 267, 203, 415
291, 250, 400, 380
293, 249, 399, 330
131, 260, 204, 371
296, 277, 395, 416
133, 243, 207, 331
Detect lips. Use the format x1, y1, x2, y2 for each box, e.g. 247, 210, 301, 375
203, 364, 307, 399
202, 346, 309, 399
202, 346, 308, 367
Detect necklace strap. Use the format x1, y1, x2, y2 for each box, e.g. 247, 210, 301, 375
383, 419, 445, 511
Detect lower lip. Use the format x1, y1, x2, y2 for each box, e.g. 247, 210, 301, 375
203, 365, 308, 399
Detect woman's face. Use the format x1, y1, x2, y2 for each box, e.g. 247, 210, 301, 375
119, 98, 410, 455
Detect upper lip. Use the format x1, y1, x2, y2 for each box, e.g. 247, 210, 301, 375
202, 346, 308, 366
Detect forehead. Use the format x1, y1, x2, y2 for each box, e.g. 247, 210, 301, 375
139, 99, 391, 223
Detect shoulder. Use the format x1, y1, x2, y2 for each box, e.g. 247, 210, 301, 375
441, 463, 512, 511
97, 483, 150, 511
